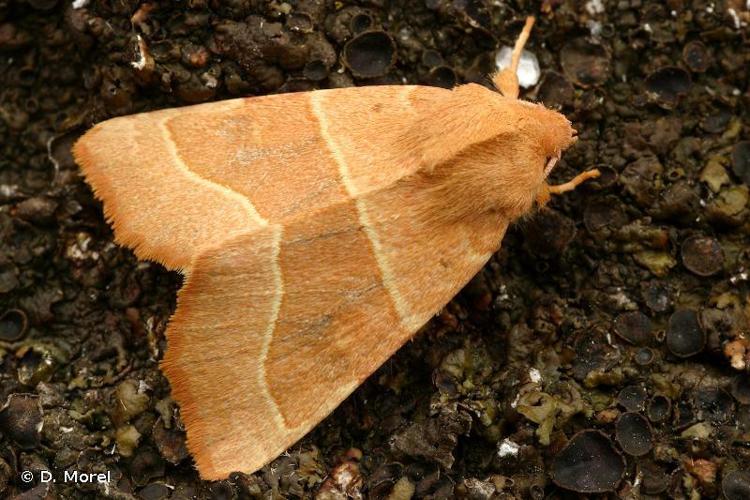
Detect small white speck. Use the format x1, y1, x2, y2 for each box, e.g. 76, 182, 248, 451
66, 234, 93, 261
498, 438, 520, 457
495, 48, 540, 88
728, 8, 741, 29
643, 23, 652, 33
397, 27, 413, 44
699, 199, 707, 207
611, 288, 637, 309
633, 471, 643, 488
706, 3, 714, 13
529, 368, 542, 384
585, 0, 605, 15
733, 88, 741, 96
72, 0, 88, 8
730, 271, 748, 284
671, 10, 677, 17
131, 35, 147, 70
586, 19, 602, 36
511, 393, 520, 409
0, 185, 20, 199
202, 73, 218, 89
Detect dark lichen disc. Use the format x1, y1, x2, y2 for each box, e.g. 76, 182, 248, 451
350, 13, 373, 34
0, 394, 43, 450
666, 309, 706, 358
537, 71, 574, 109
342, 31, 396, 78
646, 395, 671, 423
645, 66, 691, 109
303, 60, 329, 81
523, 208, 576, 257
560, 38, 611, 88
634, 347, 656, 366
0, 309, 28, 342
680, 235, 724, 277
584, 196, 625, 233
642, 281, 672, 313
723, 470, 750, 500
693, 387, 735, 424
551, 430, 625, 493
617, 384, 648, 412
427, 66, 457, 89
682, 40, 710, 73
613, 311, 652, 346
615, 412, 653, 456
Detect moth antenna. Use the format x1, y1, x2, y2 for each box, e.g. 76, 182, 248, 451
509, 17, 535, 75
492, 16, 536, 99
536, 169, 601, 206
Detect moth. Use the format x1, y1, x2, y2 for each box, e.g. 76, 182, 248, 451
73, 17, 598, 479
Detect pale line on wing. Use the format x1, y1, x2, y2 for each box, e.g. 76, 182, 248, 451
258, 224, 286, 427
310, 92, 414, 329
159, 115, 268, 228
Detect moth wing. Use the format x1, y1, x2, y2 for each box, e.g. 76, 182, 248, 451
72, 86, 447, 270
163, 187, 508, 479
72, 104, 267, 271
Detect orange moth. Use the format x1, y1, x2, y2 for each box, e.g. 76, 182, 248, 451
73, 17, 598, 480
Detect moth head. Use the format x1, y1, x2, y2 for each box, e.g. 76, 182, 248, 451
466, 98, 581, 218
515, 100, 578, 180
423, 85, 593, 220
508, 101, 600, 208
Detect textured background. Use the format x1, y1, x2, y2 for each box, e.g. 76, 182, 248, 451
1, 0, 749, 498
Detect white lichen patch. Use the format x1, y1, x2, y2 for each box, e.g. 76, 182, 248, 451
497, 438, 520, 458
495, 48, 540, 88
585, 0, 605, 15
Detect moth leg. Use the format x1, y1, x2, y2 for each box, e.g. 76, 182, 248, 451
536, 169, 601, 206
492, 16, 535, 99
